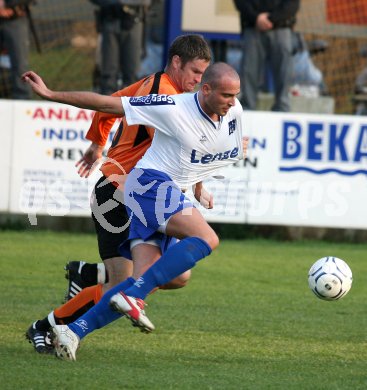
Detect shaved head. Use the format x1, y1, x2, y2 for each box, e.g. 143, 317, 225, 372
198, 62, 241, 118
201, 62, 240, 89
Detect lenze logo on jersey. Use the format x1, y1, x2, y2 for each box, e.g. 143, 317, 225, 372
191, 147, 239, 164
129, 94, 175, 106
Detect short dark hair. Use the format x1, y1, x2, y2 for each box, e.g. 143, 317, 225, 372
167, 34, 211, 67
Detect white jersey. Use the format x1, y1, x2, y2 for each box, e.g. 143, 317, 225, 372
121, 92, 244, 189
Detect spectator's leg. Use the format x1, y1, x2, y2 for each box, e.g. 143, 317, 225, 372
4, 18, 31, 99
100, 19, 120, 95
119, 21, 143, 86
268, 28, 293, 112
240, 28, 264, 110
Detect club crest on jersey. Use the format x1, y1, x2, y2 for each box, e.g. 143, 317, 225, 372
228, 119, 237, 135
129, 94, 175, 106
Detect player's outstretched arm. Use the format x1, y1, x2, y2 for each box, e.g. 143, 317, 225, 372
22, 71, 125, 115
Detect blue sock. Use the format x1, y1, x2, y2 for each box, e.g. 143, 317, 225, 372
68, 277, 135, 339
125, 237, 212, 300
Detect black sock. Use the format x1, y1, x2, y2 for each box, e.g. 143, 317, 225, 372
80, 263, 99, 285
35, 318, 51, 331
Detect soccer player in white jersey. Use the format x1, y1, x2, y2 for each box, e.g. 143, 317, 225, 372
22, 62, 245, 361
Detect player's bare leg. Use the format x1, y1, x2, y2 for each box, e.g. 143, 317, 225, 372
166, 207, 219, 250
102, 257, 133, 294
110, 208, 216, 332
132, 243, 191, 290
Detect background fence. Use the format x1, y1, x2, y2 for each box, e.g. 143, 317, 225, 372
1, 0, 367, 114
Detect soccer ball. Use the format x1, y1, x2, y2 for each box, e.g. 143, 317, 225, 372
308, 257, 353, 301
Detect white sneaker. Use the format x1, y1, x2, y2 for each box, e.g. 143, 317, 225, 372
51, 325, 79, 361
110, 292, 155, 333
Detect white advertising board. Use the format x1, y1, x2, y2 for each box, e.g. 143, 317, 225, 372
0, 99, 14, 211
9, 101, 115, 224
197, 111, 367, 229
190, 164, 249, 224
245, 111, 367, 228
5, 101, 367, 230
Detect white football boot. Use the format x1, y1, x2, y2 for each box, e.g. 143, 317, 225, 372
51, 325, 80, 361
110, 292, 155, 333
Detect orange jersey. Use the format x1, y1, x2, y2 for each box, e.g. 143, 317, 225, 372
86, 72, 182, 179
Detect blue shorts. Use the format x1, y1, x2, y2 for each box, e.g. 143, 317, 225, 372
119, 168, 193, 259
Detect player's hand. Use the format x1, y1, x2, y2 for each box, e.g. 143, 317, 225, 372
21, 71, 52, 99
193, 182, 214, 209
0, 5, 14, 17
242, 136, 249, 159
256, 13, 273, 31
0, 0, 11, 13
75, 142, 104, 178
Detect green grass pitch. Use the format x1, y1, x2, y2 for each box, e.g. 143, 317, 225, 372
1, 230, 367, 389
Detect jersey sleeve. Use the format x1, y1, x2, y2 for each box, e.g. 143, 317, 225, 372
121, 94, 178, 138
234, 99, 245, 159
86, 78, 148, 146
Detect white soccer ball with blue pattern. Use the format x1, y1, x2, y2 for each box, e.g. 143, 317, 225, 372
308, 257, 353, 301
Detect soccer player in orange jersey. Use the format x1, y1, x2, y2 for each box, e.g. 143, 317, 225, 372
26, 34, 212, 354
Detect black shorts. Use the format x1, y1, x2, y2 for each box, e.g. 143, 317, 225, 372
91, 176, 130, 260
